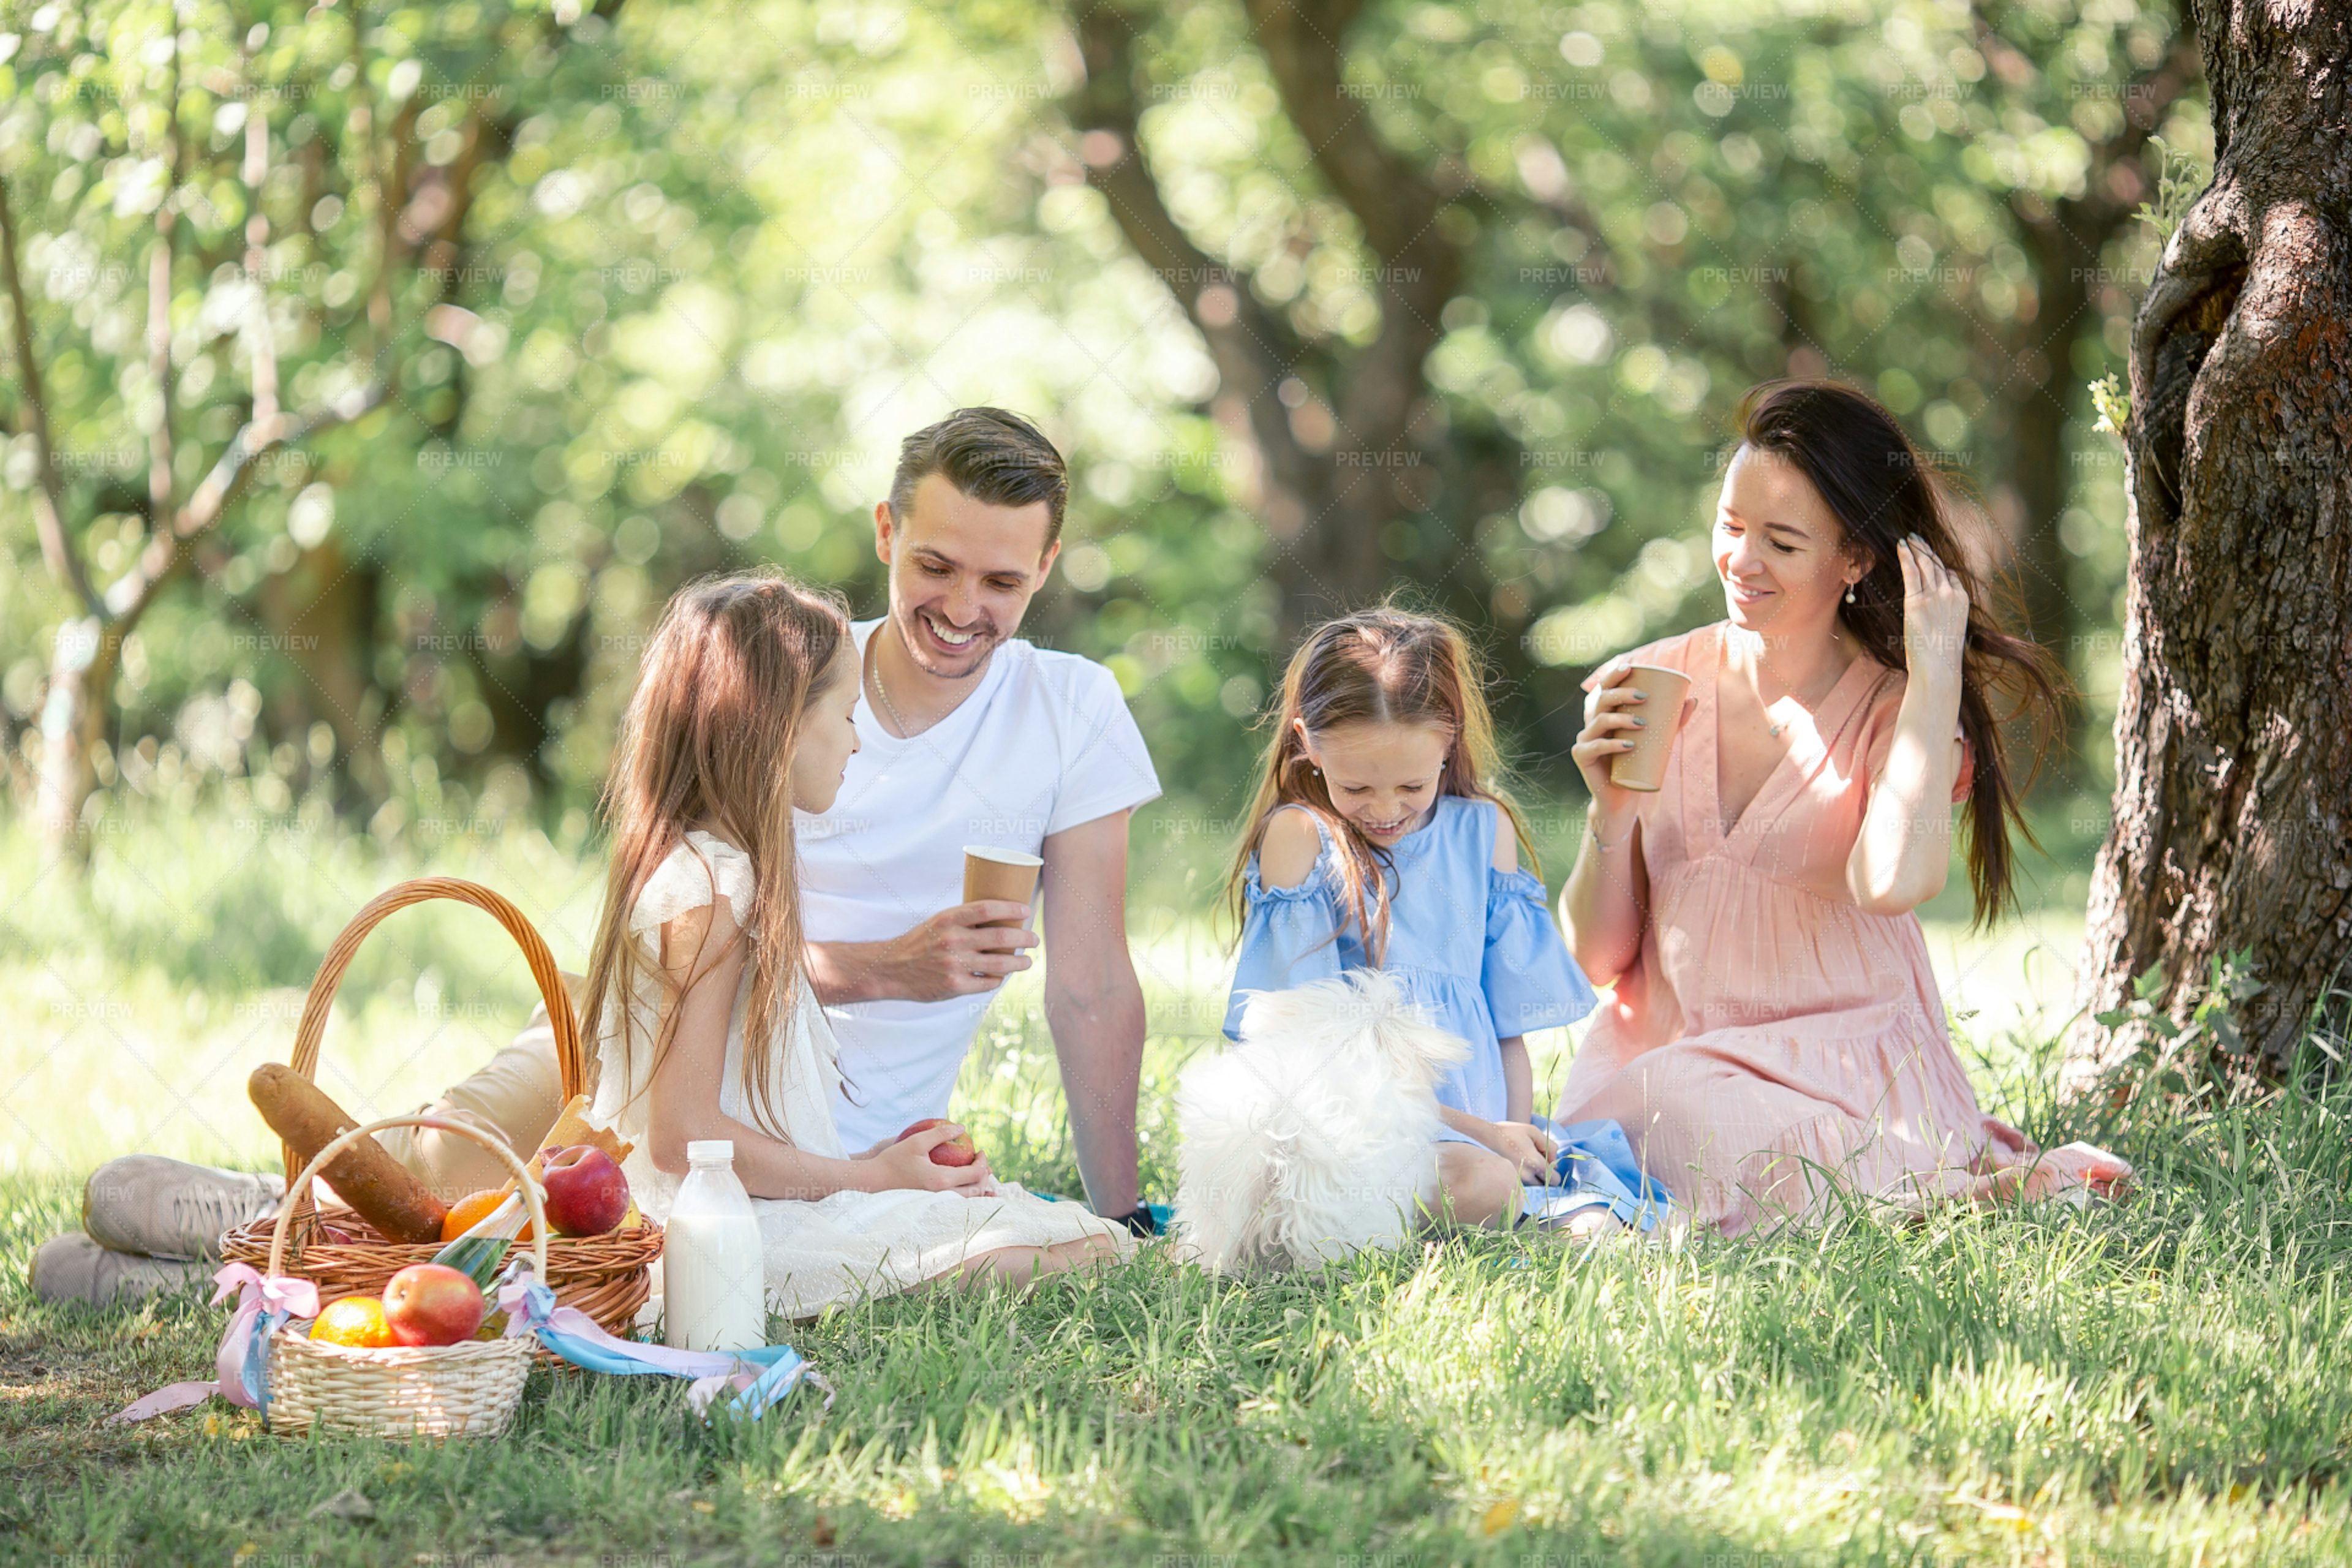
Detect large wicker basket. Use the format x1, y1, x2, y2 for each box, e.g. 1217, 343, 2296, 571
265, 1114, 544, 1438
224, 878, 659, 1338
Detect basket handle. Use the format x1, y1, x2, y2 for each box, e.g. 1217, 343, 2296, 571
279, 878, 586, 1186
270, 1113, 551, 1283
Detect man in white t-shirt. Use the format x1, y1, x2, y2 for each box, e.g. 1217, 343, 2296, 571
796, 408, 1161, 1234
28, 409, 1163, 1309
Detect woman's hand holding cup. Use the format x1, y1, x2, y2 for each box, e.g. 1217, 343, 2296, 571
1574, 662, 1653, 830
1571, 658, 1646, 809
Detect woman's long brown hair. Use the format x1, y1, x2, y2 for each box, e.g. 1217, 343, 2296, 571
1735, 379, 2072, 928
1224, 606, 1536, 965
578, 569, 850, 1140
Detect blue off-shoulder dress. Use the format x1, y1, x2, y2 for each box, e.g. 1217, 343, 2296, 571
1225, 794, 1673, 1229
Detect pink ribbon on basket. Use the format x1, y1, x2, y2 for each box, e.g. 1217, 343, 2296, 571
110, 1264, 319, 1423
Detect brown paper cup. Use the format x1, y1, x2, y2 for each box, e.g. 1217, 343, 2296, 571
1607, 664, 1694, 793
963, 846, 1043, 929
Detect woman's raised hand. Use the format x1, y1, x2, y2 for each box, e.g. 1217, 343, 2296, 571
1572, 660, 1653, 828
1898, 535, 1970, 688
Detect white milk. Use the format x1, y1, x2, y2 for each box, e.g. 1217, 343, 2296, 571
662, 1140, 767, 1352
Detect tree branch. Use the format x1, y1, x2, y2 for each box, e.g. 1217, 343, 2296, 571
413, 102, 500, 438
1065, 0, 1478, 625
244, 34, 280, 432
1238, 0, 1455, 301
102, 382, 393, 631
346, 13, 388, 364
146, 7, 186, 522
0, 173, 98, 616
1066, 2, 1325, 518
1237, 0, 1458, 475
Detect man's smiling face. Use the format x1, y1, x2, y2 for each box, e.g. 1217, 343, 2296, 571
875, 472, 1060, 680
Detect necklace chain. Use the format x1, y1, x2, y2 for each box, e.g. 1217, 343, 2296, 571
868, 621, 982, 740
1737, 632, 1844, 739
867, 628, 925, 739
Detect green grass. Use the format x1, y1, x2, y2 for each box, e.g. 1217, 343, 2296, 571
4, 802, 2349, 1564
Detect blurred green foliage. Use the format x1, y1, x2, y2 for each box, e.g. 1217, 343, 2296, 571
1, 0, 2206, 846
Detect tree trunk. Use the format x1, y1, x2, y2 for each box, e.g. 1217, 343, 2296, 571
256, 540, 385, 789
34, 617, 118, 842
2067, 0, 2352, 1086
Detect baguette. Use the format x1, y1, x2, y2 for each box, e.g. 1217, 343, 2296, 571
248, 1063, 449, 1243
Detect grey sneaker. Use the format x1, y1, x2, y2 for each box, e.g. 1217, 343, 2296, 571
82, 1155, 283, 1261
31, 1232, 211, 1307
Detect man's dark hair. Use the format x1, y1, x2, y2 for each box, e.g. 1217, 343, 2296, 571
887, 407, 1069, 550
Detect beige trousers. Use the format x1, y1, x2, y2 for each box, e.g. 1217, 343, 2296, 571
372, 973, 581, 1204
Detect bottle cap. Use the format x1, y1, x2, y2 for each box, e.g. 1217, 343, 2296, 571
685, 1139, 735, 1164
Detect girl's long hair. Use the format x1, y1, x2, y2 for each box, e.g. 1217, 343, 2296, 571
578, 568, 850, 1140
1224, 606, 1536, 965
1735, 379, 2071, 928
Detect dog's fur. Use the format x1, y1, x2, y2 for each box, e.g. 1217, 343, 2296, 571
1172, 971, 1471, 1273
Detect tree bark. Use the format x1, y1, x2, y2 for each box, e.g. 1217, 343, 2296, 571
2067, 0, 2352, 1085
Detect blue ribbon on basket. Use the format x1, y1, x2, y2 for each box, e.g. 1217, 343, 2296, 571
496, 1270, 831, 1420
111, 1259, 827, 1426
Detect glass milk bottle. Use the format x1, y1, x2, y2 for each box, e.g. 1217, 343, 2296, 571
662, 1139, 766, 1352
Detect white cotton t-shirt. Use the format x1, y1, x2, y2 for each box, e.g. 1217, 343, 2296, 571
796, 619, 1162, 1153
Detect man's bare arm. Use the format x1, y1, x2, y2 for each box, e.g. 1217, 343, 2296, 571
1038, 810, 1145, 1218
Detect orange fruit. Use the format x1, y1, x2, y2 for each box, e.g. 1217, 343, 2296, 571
309, 1295, 396, 1348
440, 1188, 531, 1243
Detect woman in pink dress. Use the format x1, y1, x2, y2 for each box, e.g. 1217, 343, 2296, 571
1555, 380, 2131, 1235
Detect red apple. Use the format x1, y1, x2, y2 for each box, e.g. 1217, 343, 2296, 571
382, 1262, 486, 1347
896, 1117, 979, 1167
539, 1144, 631, 1237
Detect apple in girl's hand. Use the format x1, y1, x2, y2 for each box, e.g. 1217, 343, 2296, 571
897, 1118, 980, 1167
539, 1144, 631, 1236
382, 1262, 487, 1346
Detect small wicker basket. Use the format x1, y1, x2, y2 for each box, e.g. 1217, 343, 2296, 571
223, 879, 659, 1337
264, 1114, 545, 1438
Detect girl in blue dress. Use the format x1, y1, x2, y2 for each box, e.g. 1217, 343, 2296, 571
1224, 608, 1664, 1238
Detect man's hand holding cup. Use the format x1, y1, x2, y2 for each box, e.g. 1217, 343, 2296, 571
959, 845, 1043, 979
850, 846, 1045, 1003
884, 902, 1038, 1000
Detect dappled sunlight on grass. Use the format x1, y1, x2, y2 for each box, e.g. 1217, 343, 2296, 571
6, 807, 2350, 1562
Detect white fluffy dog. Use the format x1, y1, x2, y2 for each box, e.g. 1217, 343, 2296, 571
1173, 970, 1470, 1274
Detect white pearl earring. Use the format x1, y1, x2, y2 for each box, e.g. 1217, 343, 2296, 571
1845, 584, 1856, 604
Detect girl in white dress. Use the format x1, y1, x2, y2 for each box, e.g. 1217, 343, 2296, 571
577, 570, 1133, 1322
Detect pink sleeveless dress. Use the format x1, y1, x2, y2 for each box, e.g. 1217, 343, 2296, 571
1555, 622, 2130, 1235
